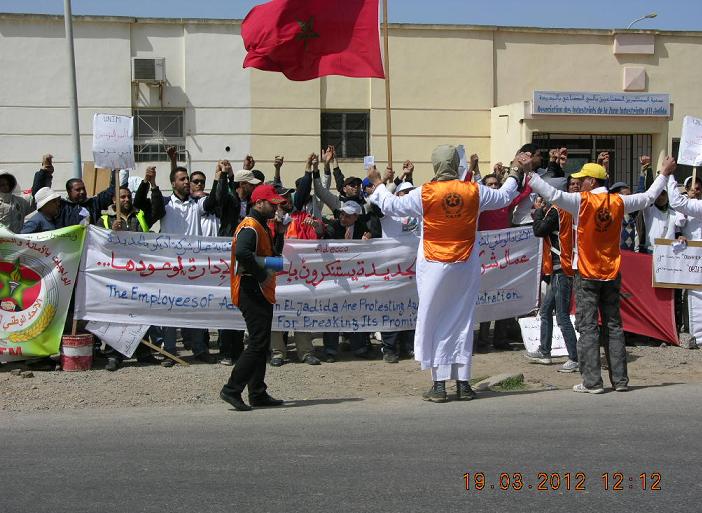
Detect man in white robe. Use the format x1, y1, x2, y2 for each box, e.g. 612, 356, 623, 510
367, 145, 525, 402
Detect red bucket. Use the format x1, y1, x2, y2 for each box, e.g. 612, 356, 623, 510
61, 334, 94, 371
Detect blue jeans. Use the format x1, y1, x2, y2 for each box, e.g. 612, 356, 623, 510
539, 272, 578, 361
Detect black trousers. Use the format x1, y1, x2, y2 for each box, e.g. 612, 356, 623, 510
223, 277, 273, 399
219, 329, 245, 360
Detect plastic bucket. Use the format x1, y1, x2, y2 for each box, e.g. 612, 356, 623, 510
60, 334, 94, 371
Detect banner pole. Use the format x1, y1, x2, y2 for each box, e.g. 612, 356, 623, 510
693, 167, 698, 192
113, 169, 121, 222
382, 0, 393, 170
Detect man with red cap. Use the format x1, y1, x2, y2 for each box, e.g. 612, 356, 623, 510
220, 184, 286, 411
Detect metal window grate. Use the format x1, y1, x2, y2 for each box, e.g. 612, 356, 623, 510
321, 112, 370, 159
133, 109, 185, 162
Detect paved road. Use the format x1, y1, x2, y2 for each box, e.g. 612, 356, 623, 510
2, 383, 701, 513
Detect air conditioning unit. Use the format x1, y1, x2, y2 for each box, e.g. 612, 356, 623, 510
132, 58, 165, 82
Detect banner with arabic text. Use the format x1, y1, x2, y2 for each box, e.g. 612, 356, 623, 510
0, 226, 86, 362
75, 226, 540, 331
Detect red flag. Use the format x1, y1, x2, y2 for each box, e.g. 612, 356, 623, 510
242, 0, 385, 81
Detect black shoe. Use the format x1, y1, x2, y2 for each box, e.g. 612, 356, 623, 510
249, 393, 284, 407
456, 381, 477, 401
161, 359, 176, 368
193, 352, 216, 364
324, 353, 336, 363
492, 342, 514, 351
473, 343, 489, 354
422, 381, 448, 403
302, 354, 321, 365
220, 390, 252, 411
105, 358, 120, 372
270, 357, 285, 367
137, 354, 159, 365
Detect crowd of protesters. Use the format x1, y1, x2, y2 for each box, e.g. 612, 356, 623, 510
0, 143, 696, 382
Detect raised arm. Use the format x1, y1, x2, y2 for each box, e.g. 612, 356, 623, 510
528, 173, 581, 216
668, 177, 702, 218
368, 183, 423, 218
478, 177, 519, 212
621, 156, 676, 214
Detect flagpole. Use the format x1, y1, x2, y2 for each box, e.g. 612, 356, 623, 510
382, 0, 393, 170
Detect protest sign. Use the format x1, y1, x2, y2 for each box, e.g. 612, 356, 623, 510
363, 156, 375, 169
457, 144, 468, 180
75, 226, 541, 331
677, 116, 702, 167
92, 113, 135, 170
519, 315, 576, 357
85, 321, 150, 358
652, 238, 702, 290
0, 226, 86, 362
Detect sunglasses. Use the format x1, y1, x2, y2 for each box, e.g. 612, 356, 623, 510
191, 179, 205, 185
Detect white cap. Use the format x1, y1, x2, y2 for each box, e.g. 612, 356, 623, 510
395, 182, 415, 194
234, 170, 262, 184
339, 201, 362, 215
35, 187, 61, 210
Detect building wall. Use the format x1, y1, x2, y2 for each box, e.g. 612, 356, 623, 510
1, 14, 702, 192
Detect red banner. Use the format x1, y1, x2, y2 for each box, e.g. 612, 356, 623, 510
620, 251, 678, 345
569, 251, 678, 344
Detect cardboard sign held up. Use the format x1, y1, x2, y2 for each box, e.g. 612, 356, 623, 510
652, 238, 702, 290
82, 161, 112, 196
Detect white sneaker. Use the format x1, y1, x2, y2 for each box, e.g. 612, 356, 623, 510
558, 359, 579, 373
525, 350, 552, 364
573, 383, 604, 394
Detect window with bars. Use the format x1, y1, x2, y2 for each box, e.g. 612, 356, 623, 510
321, 112, 370, 159
133, 109, 185, 162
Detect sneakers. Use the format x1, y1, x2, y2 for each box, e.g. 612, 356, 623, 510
614, 384, 630, 392
558, 359, 579, 373
456, 381, 477, 401
525, 350, 552, 365
220, 357, 234, 366
302, 354, 321, 365
572, 383, 605, 394
105, 357, 120, 372
270, 357, 285, 367
161, 359, 175, 368
383, 352, 400, 364
422, 381, 448, 403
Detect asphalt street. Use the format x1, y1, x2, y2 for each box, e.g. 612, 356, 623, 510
2, 383, 700, 513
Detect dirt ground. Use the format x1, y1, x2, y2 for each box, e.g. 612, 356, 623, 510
2, 335, 701, 414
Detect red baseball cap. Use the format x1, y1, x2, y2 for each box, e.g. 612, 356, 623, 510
250, 184, 285, 204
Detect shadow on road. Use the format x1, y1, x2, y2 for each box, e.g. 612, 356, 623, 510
280, 397, 365, 408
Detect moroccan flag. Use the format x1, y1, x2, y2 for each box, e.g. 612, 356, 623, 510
242, 0, 385, 81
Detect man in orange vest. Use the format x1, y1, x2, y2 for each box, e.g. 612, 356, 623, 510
220, 184, 286, 411
528, 156, 676, 393
529, 176, 579, 372
367, 144, 526, 402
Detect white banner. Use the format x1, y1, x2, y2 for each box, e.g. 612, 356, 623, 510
75, 226, 540, 331
678, 115, 702, 167
85, 321, 149, 358
92, 113, 135, 170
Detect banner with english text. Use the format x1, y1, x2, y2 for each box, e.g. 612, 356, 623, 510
75, 226, 541, 331
0, 226, 86, 362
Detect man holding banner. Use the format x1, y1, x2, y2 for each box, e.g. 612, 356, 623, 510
367, 145, 525, 403
528, 157, 676, 394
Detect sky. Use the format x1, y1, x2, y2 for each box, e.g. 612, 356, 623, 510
0, 0, 701, 31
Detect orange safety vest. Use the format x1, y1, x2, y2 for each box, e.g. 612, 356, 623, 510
230, 216, 276, 306
557, 207, 575, 277
542, 237, 553, 276
421, 180, 480, 263
576, 192, 624, 280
